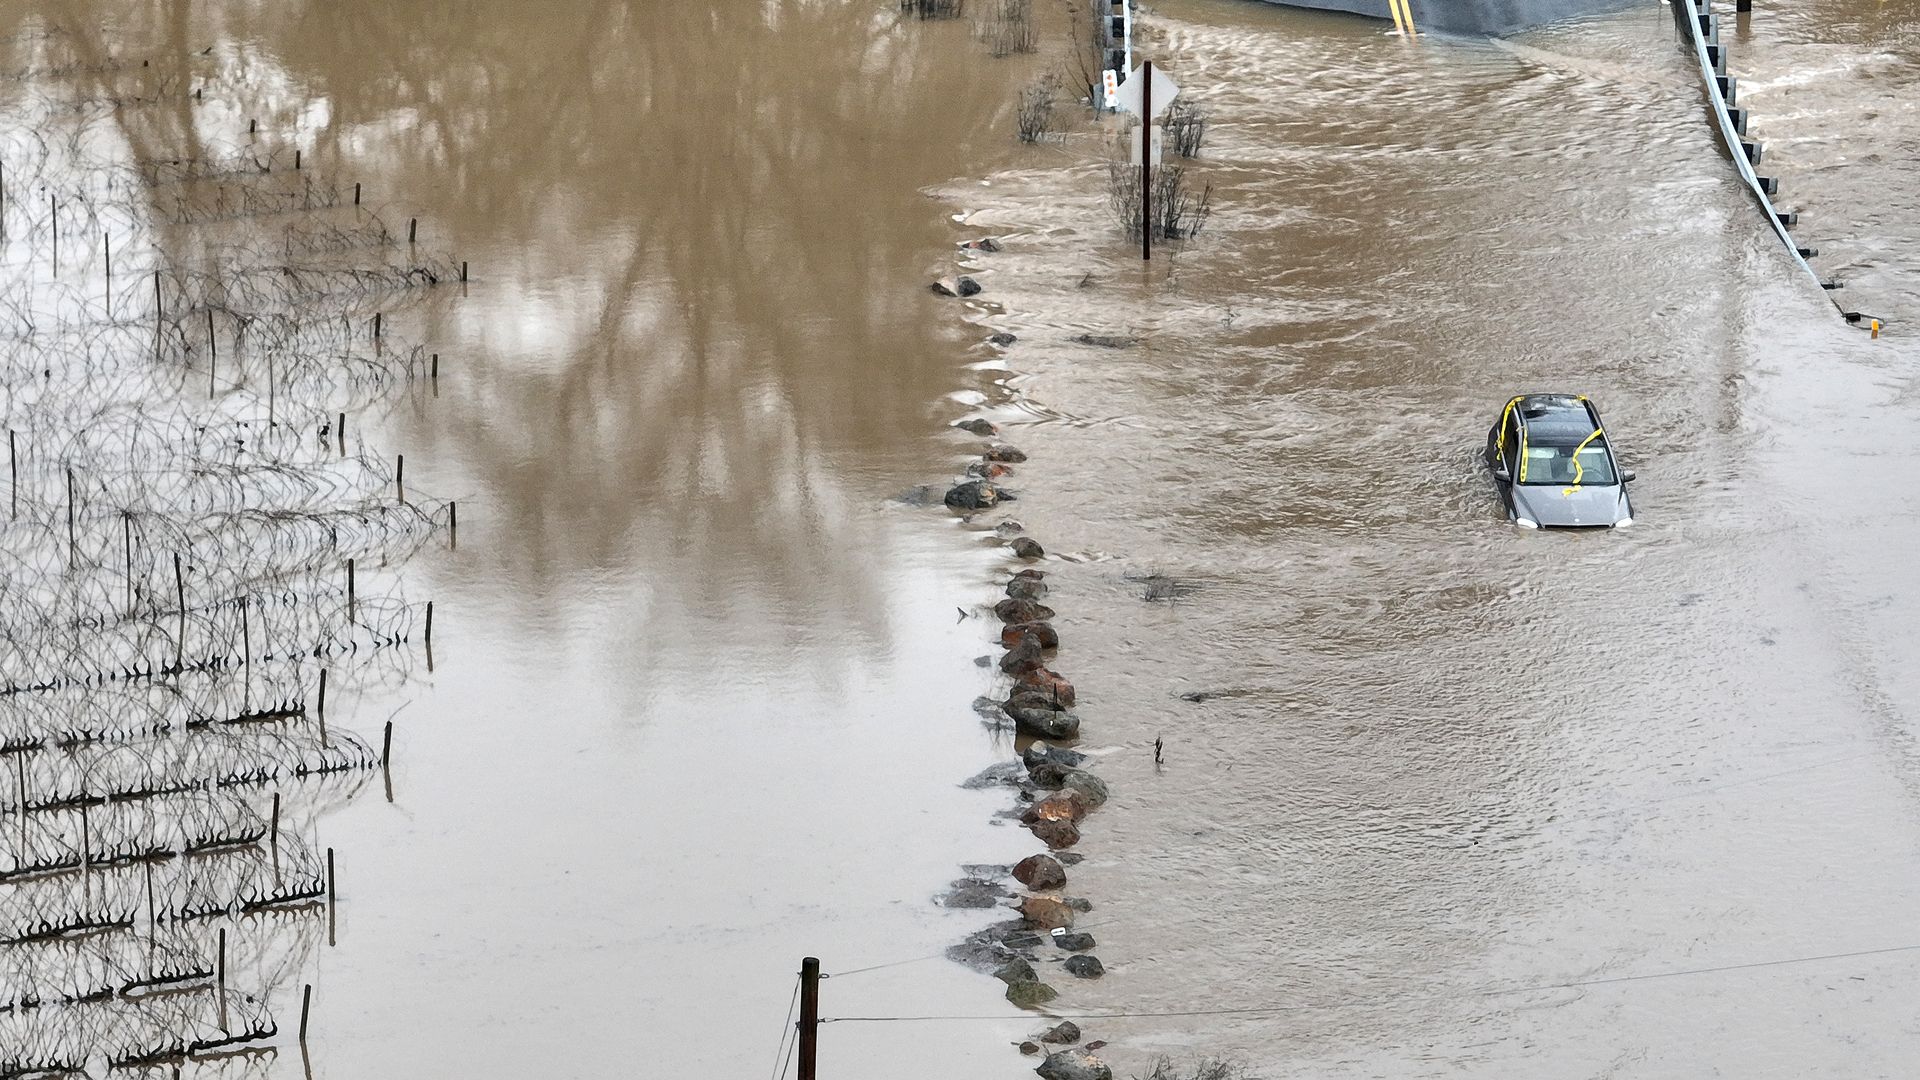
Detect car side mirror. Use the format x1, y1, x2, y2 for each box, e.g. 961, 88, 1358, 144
1491, 463, 1512, 482
1622, 469, 1637, 483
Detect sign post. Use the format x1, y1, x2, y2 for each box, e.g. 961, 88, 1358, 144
1142, 60, 1153, 260
1114, 61, 1181, 262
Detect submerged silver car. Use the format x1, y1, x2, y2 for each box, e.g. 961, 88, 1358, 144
1484, 394, 1635, 529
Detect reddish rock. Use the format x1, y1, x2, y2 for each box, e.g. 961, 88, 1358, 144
984, 444, 1029, 463
998, 633, 1043, 669
1015, 668, 1075, 708
1019, 895, 1076, 930
1021, 791, 1090, 825
1028, 817, 1081, 850
1040, 1021, 1081, 1045
1013, 853, 1068, 891
995, 598, 1056, 623
1000, 621, 1058, 650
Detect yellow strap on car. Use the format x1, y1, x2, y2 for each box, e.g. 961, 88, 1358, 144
1497, 396, 1523, 471
1562, 427, 1604, 495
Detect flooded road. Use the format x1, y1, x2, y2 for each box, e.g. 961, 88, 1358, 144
5, 0, 1918, 1077
950, 0, 1920, 1075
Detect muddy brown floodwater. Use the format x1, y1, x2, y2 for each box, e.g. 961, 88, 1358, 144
4, 0, 1918, 1077
949, 0, 1920, 1075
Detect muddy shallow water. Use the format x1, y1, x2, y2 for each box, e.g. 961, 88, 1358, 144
5, 0, 1918, 1076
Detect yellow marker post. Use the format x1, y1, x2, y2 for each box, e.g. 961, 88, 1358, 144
1399, 0, 1418, 34
1387, 0, 1408, 34
1871, 319, 1882, 339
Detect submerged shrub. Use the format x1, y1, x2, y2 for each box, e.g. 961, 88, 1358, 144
1017, 73, 1060, 143
1106, 158, 1214, 242
981, 0, 1038, 57
901, 0, 966, 18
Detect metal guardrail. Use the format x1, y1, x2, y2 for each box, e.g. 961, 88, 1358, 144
1671, 0, 1881, 330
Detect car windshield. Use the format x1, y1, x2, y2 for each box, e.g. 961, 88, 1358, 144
1520, 441, 1616, 485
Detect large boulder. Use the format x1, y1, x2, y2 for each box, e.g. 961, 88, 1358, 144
1005, 701, 1080, 741
1014, 669, 1075, 708
1036, 1051, 1113, 1080
1019, 895, 1076, 930
994, 957, 1037, 984
1001, 621, 1060, 650
1058, 769, 1109, 808
945, 481, 1004, 511
995, 598, 1056, 623
1005, 577, 1049, 601
1040, 1021, 1081, 1045
1013, 853, 1067, 891
1028, 762, 1072, 789
1000, 639, 1048, 675
1031, 766, 1107, 807
1021, 742, 1087, 770
985, 444, 1029, 463
1021, 791, 1090, 825
1011, 537, 1045, 560
1063, 954, 1105, 979
1051, 931, 1096, 952
968, 461, 1013, 480
1005, 980, 1057, 1008
955, 418, 998, 436
930, 275, 984, 297
1028, 817, 1081, 850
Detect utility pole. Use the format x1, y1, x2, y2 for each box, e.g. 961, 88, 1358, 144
798, 957, 821, 1080
1141, 59, 1153, 262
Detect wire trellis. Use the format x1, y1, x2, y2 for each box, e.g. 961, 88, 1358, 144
2, 33, 456, 1075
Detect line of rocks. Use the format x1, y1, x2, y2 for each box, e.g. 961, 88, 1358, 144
932, 264, 1115, 1080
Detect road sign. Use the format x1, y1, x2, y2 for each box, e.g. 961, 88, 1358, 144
1128, 125, 1164, 166
1113, 62, 1179, 120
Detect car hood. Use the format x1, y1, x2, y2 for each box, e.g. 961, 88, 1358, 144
1512, 483, 1630, 527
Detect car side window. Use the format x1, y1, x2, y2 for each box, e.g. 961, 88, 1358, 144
1502, 413, 1520, 473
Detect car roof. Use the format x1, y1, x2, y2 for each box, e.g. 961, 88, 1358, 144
1515, 394, 1602, 444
